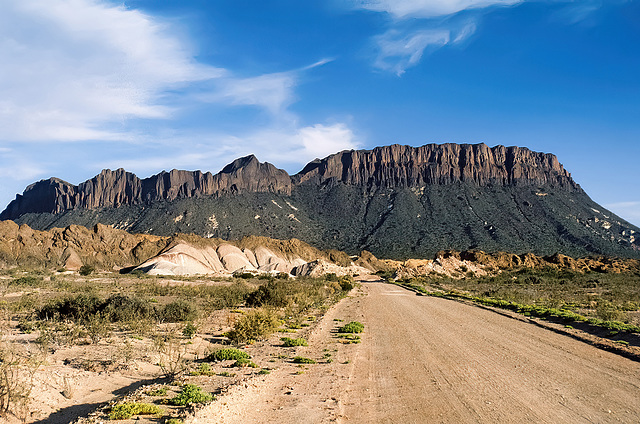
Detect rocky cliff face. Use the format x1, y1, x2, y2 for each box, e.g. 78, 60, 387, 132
294, 143, 579, 189
1, 155, 291, 220
3, 143, 635, 260
1, 144, 579, 221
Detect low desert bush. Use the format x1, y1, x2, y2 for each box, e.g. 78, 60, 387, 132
8, 275, 43, 287
337, 321, 364, 334
108, 402, 162, 420
292, 356, 316, 364
338, 275, 355, 291
207, 348, 250, 362
226, 309, 280, 343
280, 337, 308, 347
182, 322, 197, 339
168, 384, 213, 406
79, 265, 95, 276
231, 358, 258, 368
162, 299, 198, 323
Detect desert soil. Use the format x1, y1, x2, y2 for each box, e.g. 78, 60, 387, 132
196, 280, 640, 423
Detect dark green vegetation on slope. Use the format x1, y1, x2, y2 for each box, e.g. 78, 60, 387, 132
12, 183, 639, 259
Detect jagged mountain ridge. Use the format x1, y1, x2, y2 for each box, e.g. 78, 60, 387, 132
3, 143, 638, 259
1, 143, 577, 219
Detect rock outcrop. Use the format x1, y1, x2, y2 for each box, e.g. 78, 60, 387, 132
1, 144, 578, 221
0, 221, 359, 275
294, 143, 579, 190
2, 143, 638, 259
1, 155, 291, 220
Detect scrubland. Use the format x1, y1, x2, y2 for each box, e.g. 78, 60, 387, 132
0, 268, 354, 423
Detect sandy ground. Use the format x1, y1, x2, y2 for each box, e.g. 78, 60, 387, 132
196, 282, 640, 423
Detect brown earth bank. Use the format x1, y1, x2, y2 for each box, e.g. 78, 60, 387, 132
0, 221, 355, 275
1, 220, 638, 278
198, 281, 640, 423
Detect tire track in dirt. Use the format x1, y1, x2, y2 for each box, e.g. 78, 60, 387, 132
193, 283, 640, 423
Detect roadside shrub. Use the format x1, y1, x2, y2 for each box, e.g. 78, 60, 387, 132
168, 384, 213, 406
8, 275, 43, 287
231, 358, 258, 368
226, 309, 280, 343
108, 402, 162, 420
292, 356, 316, 364
162, 300, 198, 322
206, 348, 250, 362
79, 265, 94, 276
338, 321, 364, 334
102, 294, 156, 322
38, 294, 102, 322
182, 322, 197, 339
281, 337, 308, 347
207, 281, 253, 309
339, 275, 355, 291
245, 282, 292, 308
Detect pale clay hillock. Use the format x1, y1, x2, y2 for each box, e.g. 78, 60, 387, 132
132, 242, 340, 276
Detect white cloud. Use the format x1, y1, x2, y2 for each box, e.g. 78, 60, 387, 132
354, 0, 521, 75
374, 23, 476, 75
204, 72, 297, 116
0, 149, 46, 182
297, 124, 360, 159
0, 0, 221, 142
354, 0, 522, 18
93, 122, 361, 177
374, 29, 450, 75
217, 122, 361, 169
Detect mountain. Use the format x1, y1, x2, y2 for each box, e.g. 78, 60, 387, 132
2, 143, 638, 259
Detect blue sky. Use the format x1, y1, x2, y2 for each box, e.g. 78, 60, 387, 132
0, 0, 638, 225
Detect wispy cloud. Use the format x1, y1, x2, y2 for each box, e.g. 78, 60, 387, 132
353, 0, 522, 19
0, 0, 222, 143
95, 122, 361, 176
374, 23, 475, 75
353, 0, 520, 74
549, 0, 603, 25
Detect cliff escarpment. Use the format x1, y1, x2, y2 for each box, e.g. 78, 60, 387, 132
1, 144, 579, 221
1, 155, 290, 220
2, 143, 637, 259
294, 143, 579, 189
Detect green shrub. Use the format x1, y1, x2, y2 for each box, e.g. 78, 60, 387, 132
337, 321, 364, 334
38, 294, 103, 322
292, 356, 316, 364
182, 322, 197, 339
162, 300, 198, 322
226, 309, 280, 343
144, 387, 168, 396
109, 402, 162, 420
190, 362, 214, 376
232, 358, 258, 368
207, 348, 250, 362
79, 265, 94, 276
103, 294, 156, 322
9, 275, 43, 287
245, 282, 292, 308
281, 337, 308, 347
169, 384, 213, 406
339, 275, 355, 291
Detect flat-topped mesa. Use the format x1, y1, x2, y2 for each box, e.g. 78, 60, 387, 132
294, 143, 580, 190
0, 155, 292, 220
0, 144, 580, 221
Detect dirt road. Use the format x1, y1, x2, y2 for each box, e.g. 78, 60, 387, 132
196, 283, 640, 423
